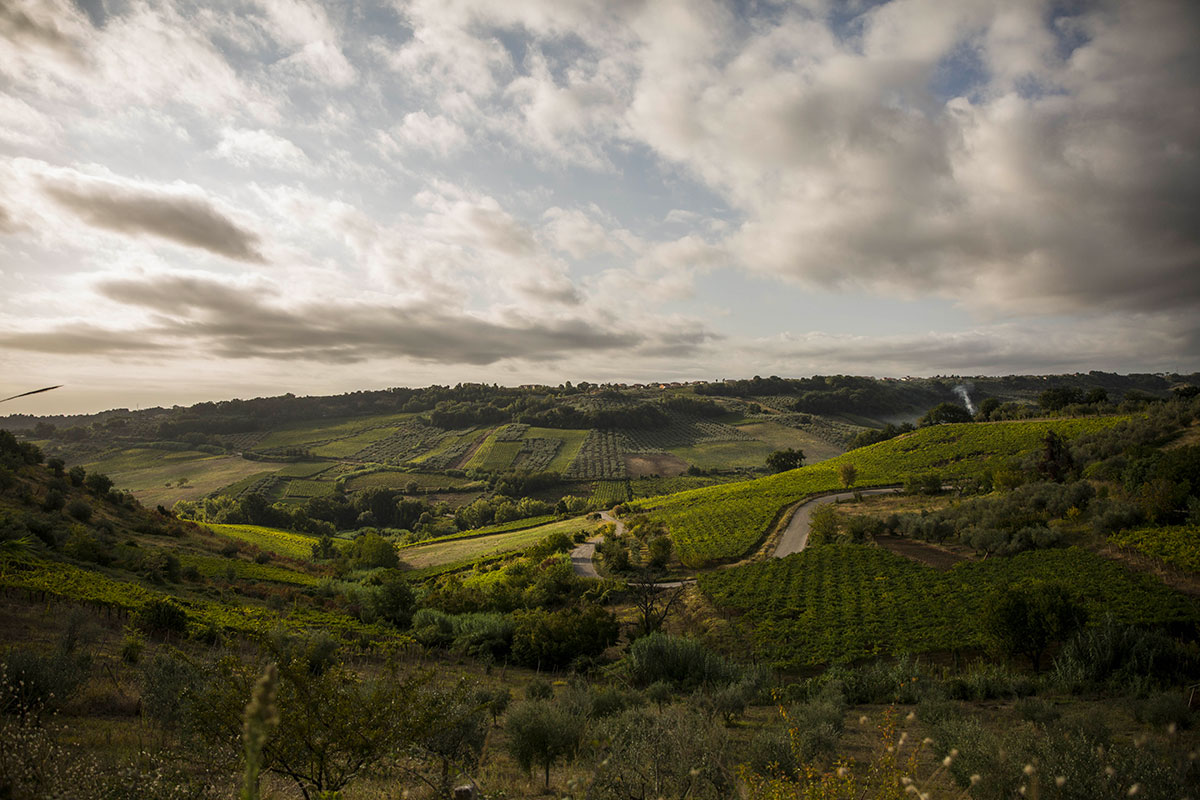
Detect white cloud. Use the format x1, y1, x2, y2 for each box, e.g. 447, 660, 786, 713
216, 127, 311, 171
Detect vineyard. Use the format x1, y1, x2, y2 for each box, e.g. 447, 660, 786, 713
349, 420, 446, 464
0, 556, 386, 640
206, 523, 338, 560
282, 479, 336, 499
494, 423, 529, 441
621, 414, 754, 451
632, 417, 1127, 567
274, 461, 333, 478
512, 437, 562, 471
416, 431, 485, 470
1110, 525, 1200, 573
343, 470, 479, 493
699, 544, 1200, 669
590, 480, 631, 507
176, 553, 321, 586
564, 430, 628, 479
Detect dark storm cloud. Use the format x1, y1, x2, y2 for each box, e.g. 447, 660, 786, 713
42, 180, 266, 263
16, 273, 645, 365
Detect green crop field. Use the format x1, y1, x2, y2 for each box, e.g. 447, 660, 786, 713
83, 449, 277, 508
282, 479, 336, 499
699, 544, 1200, 669
590, 480, 631, 506
274, 461, 334, 477
1110, 525, 1200, 573
344, 470, 478, 492
667, 439, 776, 469
399, 515, 558, 549
734, 421, 845, 462
206, 523, 341, 560
177, 554, 321, 586
254, 413, 417, 451
399, 516, 601, 570
310, 426, 402, 458
633, 417, 1127, 567
524, 427, 589, 473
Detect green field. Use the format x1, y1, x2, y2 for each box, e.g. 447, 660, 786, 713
634, 417, 1127, 567
399, 516, 601, 570
282, 479, 336, 499
206, 523, 338, 560
733, 421, 844, 463
274, 461, 334, 477
1110, 525, 1200, 573
255, 413, 416, 451
83, 449, 276, 508
310, 426, 403, 458
344, 470, 478, 492
463, 431, 523, 472
177, 553, 320, 586
667, 439, 776, 469
525, 427, 589, 473
699, 544, 1200, 669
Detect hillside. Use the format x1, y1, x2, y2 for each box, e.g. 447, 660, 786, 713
3, 387, 1200, 799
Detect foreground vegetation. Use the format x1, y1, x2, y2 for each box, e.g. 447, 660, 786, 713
3, 375, 1200, 798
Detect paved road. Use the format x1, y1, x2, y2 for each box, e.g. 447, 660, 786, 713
774, 487, 903, 557
570, 510, 625, 578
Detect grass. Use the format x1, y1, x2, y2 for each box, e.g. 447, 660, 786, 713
274, 461, 334, 477
399, 516, 602, 570
205, 523, 339, 560
254, 412, 417, 450
282, 479, 335, 499
400, 515, 560, 549
524, 427, 589, 473
344, 471, 478, 492
734, 421, 845, 463
83, 450, 276, 508
176, 553, 321, 586
668, 439, 776, 469
310, 426, 403, 458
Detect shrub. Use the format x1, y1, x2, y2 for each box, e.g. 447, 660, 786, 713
0, 646, 91, 715
134, 599, 189, 638
624, 633, 743, 690
64, 499, 91, 522
1134, 691, 1193, 730
525, 678, 554, 701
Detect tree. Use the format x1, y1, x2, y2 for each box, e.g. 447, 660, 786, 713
985, 583, 1087, 672
1038, 430, 1074, 483
627, 570, 688, 638
1039, 386, 1084, 411
919, 402, 973, 426
838, 462, 857, 489
188, 657, 442, 800
505, 700, 582, 789
766, 448, 805, 473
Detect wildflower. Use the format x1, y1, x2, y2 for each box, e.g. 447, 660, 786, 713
1056, 776, 1066, 787
969, 775, 981, 785
1128, 785, 1141, 796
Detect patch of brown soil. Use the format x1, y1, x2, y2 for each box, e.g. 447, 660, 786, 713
624, 452, 688, 477
874, 534, 972, 570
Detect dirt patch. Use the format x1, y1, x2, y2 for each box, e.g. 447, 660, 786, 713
624, 452, 688, 477
874, 534, 972, 570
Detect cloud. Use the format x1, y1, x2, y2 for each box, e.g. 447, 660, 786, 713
215, 127, 310, 171
39, 172, 266, 263
0, 271, 646, 364
616, 1, 1200, 317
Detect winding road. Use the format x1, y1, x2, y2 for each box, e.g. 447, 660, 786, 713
570, 488, 903, 578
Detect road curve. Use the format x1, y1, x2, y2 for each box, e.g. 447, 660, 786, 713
570, 510, 625, 578
774, 487, 903, 558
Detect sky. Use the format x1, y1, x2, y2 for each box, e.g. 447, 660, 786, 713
1, 0, 1198, 415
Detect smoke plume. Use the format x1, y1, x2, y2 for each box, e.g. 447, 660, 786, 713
953, 383, 975, 415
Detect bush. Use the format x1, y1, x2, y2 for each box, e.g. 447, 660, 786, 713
134, 599, 189, 638
0, 646, 91, 715
64, 499, 91, 522
1134, 691, 1193, 730
624, 633, 743, 690
525, 678, 554, 700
